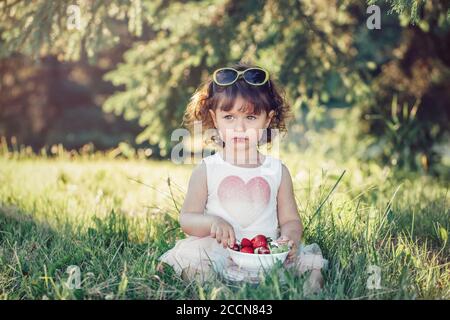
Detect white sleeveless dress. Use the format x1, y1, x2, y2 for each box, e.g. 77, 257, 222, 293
158, 152, 328, 283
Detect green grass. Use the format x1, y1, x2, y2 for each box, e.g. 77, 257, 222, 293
0, 153, 448, 300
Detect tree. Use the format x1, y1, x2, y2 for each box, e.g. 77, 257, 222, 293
363, 0, 450, 171
1, 0, 449, 170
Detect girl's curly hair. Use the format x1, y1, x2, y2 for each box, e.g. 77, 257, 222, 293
182, 61, 292, 148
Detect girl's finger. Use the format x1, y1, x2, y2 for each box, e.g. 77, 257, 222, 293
221, 229, 229, 248
228, 229, 236, 247
286, 254, 294, 264
289, 248, 298, 260
287, 251, 295, 262
210, 225, 217, 238
215, 228, 222, 243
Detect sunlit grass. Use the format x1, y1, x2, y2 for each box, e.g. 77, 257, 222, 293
0, 150, 448, 299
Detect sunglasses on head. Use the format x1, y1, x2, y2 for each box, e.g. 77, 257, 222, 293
212, 67, 270, 87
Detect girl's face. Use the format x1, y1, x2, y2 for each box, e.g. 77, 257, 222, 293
209, 95, 275, 150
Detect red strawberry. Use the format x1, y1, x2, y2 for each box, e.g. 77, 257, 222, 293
240, 246, 254, 254
241, 238, 252, 248
254, 246, 271, 254
230, 243, 240, 251
251, 235, 267, 248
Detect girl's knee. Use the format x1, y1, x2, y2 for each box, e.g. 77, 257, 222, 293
310, 269, 323, 281
303, 269, 324, 295
181, 266, 214, 283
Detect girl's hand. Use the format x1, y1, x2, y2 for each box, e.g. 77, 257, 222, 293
276, 235, 298, 262
210, 216, 236, 249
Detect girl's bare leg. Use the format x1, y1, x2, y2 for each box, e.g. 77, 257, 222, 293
285, 254, 325, 295
303, 269, 324, 295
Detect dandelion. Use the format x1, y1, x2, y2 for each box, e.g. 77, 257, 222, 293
94, 189, 104, 204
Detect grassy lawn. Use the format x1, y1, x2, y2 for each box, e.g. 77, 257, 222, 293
0, 154, 448, 299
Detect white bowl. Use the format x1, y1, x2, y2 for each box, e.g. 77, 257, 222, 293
227, 248, 289, 271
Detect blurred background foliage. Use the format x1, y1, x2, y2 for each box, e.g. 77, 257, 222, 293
0, 0, 449, 175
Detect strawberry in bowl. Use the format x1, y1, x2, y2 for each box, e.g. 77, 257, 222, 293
251, 234, 268, 248
227, 234, 290, 270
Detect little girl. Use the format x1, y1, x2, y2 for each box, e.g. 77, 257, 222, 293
158, 62, 327, 293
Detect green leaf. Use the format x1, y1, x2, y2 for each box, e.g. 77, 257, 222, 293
438, 226, 448, 244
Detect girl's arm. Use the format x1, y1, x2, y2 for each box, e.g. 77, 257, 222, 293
179, 162, 210, 236
178, 162, 236, 248
277, 164, 303, 258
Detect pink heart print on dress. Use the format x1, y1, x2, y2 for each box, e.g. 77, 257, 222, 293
217, 176, 271, 228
